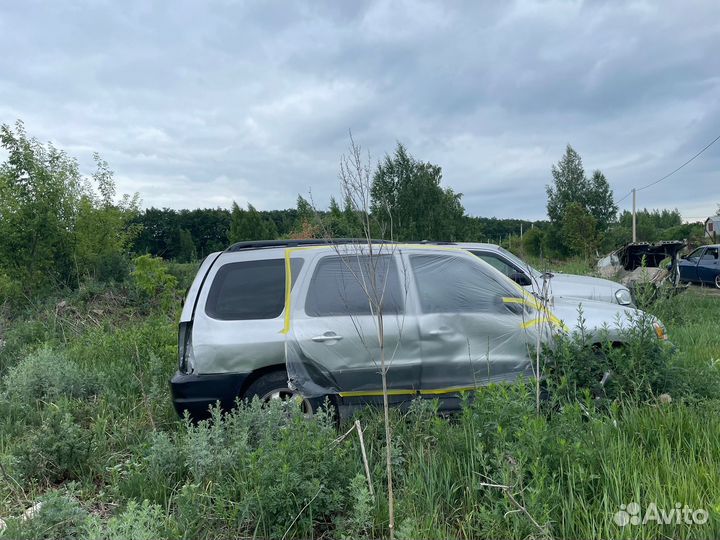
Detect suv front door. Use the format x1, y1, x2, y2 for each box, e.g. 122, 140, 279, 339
407, 252, 534, 401
287, 251, 421, 405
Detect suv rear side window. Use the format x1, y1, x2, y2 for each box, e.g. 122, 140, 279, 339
205, 259, 303, 320
305, 255, 404, 316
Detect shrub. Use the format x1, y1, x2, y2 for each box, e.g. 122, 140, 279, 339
335, 473, 375, 540
131, 255, 177, 295
2, 489, 88, 540
542, 310, 675, 404
2, 347, 102, 409
84, 499, 171, 540
13, 406, 95, 483
116, 431, 185, 503
94, 251, 130, 284
521, 227, 545, 258
132, 401, 357, 539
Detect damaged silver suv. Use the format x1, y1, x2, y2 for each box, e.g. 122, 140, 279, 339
171, 240, 666, 418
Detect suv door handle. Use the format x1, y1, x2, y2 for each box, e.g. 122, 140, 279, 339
429, 327, 454, 336
312, 332, 343, 342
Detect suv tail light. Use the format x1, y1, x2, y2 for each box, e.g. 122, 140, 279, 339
178, 321, 194, 373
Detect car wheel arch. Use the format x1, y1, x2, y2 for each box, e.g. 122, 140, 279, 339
237, 363, 289, 399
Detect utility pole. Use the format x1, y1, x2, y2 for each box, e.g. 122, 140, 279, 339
632, 188, 637, 243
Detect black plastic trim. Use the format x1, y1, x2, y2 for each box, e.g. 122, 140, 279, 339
170, 371, 249, 419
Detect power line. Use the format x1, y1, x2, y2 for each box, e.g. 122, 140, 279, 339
614, 132, 720, 210
616, 190, 632, 204
636, 132, 720, 192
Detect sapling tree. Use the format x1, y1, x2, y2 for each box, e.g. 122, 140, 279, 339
320, 133, 404, 539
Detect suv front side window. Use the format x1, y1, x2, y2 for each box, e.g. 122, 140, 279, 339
410, 254, 513, 313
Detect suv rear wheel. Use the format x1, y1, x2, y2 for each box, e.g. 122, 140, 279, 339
244, 370, 313, 414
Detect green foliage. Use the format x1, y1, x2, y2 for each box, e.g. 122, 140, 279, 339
131, 207, 232, 259
371, 143, 465, 241
0, 122, 138, 301
2, 347, 102, 409
175, 228, 197, 262
131, 254, 179, 311
73, 155, 140, 282
561, 202, 598, 258
521, 227, 544, 257
119, 401, 355, 539
84, 500, 171, 540
14, 405, 95, 483
546, 145, 617, 232
228, 201, 277, 243
542, 310, 675, 404
545, 145, 617, 255
0, 270, 23, 309
336, 474, 374, 540
2, 490, 89, 540
326, 196, 364, 238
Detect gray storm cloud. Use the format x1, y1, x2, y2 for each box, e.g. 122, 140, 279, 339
1, 0, 718, 220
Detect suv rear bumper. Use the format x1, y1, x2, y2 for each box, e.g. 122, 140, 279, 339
170, 371, 249, 419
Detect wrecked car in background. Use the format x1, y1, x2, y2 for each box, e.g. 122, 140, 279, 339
597, 241, 686, 291
678, 244, 720, 289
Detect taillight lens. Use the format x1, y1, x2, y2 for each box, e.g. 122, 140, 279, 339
178, 322, 194, 372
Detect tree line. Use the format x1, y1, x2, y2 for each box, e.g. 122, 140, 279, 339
0, 120, 706, 304
132, 142, 548, 261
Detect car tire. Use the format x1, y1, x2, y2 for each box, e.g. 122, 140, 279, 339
243, 370, 315, 414
715, 275, 720, 289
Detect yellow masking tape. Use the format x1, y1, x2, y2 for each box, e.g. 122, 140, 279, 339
338, 388, 417, 397
419, 385, 477, 395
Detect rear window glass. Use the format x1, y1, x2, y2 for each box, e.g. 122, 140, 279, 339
205, 259, 303, 320
305, 255, 404, 316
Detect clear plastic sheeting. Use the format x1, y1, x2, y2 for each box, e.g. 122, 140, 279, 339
408, 253, 536, 392
285, 245, 549, 402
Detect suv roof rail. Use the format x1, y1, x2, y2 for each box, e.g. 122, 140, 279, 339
225, 238, 396, 252
415, 240, 458, 245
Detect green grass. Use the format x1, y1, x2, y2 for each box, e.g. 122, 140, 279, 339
0, 275, 718, 539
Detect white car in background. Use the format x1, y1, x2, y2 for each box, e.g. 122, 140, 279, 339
425, 242, 634, 307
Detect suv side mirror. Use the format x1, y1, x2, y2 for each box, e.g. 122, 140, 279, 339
509, 272, 532, 286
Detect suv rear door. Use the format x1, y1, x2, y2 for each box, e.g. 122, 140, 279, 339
190, 250, 302, 374
287, 250, 421, 405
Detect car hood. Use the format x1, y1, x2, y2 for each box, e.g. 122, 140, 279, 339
535, 272, 627, 304
549, 296, 639, 329
525, 295, 664, 344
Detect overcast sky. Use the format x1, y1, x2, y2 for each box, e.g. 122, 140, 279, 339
1, 0, 718, 221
